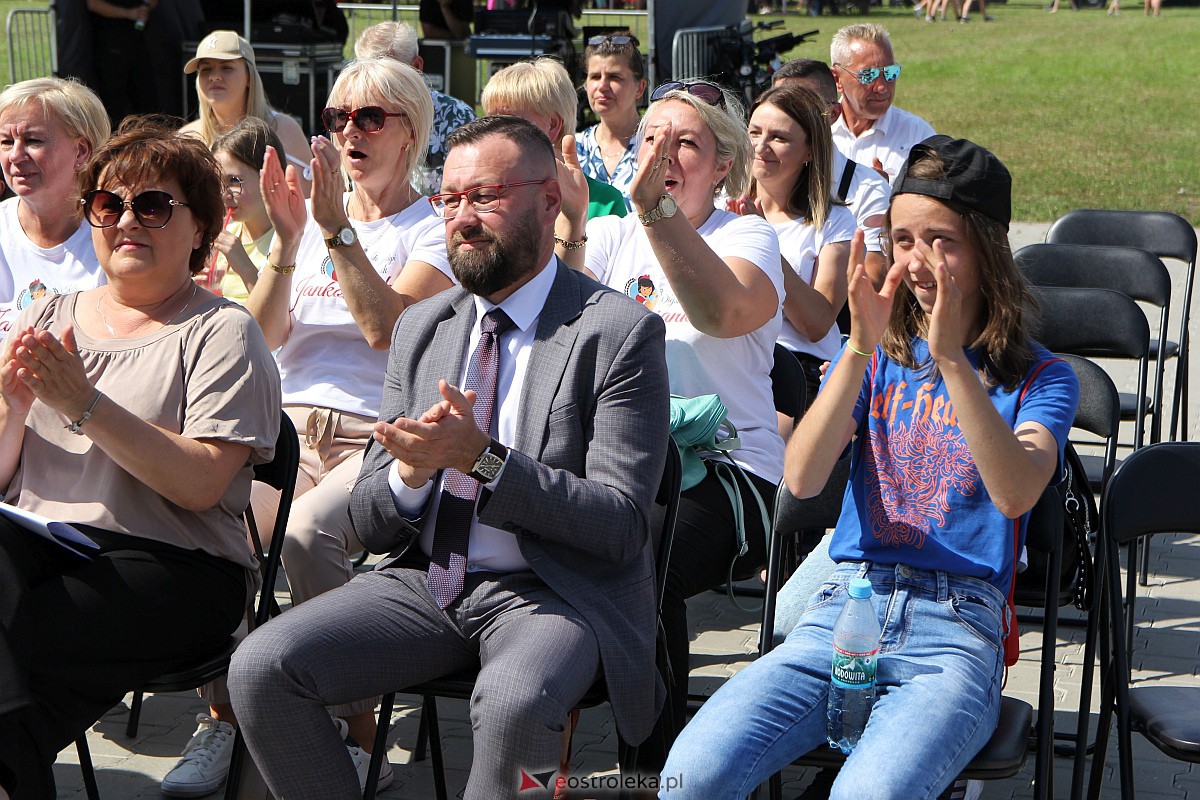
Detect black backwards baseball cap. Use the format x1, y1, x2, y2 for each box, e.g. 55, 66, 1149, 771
892, 135, 1012, 229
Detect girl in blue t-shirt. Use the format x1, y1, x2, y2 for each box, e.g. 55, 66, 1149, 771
661, 136, 1079, 800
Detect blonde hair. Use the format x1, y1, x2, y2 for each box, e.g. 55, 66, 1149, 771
354, 20, 419, 64
640, 83, 751, 198
194, 58, 274, 146
0, 77, 110, 155
481, 58, 576, 144
328, 58, 433, 182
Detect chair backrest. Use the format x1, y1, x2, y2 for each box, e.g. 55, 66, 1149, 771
1016, 243, 1172, 309
771, 343, 807, 422
1059, 353, 1121, 487
1030, 286, 1150, 451
1100, 442, 1200, 548
652, 443, 683, 612
248, 412, 300, 626
771, 454, 849, 541
1046, 209, 1198, 267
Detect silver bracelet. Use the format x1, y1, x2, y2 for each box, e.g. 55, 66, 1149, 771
65, 389, 103, 435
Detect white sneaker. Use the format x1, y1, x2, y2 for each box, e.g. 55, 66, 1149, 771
348, 744, 394, 792
335, 717, 394, 792
161, 713, 236, 797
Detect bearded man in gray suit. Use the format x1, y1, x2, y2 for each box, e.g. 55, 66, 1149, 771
229, 115, 670, 800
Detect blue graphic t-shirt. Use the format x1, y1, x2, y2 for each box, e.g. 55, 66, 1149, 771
828, 339, 1079, 593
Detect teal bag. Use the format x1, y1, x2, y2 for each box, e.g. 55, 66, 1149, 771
669, 394, 772, 610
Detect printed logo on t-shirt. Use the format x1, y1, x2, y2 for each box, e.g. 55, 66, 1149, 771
16, 279, 54, 309
320, 256, 338, 282
865, 379, 978, 550
625, 275, 658, 311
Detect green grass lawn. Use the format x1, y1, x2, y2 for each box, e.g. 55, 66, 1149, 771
2, 0, 1195, 222
763, 0, 1200, 222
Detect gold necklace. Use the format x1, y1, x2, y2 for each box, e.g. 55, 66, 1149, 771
96, 283, 199, 337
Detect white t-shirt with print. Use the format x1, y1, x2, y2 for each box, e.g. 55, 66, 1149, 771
277, 193, 452, 417
0, 197, 105, 338
586, 209, 786, 484
774, 203, 857, 361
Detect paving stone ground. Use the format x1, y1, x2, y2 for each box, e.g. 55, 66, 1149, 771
56, 222, 1200, 798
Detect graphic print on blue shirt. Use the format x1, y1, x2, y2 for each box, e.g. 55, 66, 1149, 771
828, 339, 1079, 594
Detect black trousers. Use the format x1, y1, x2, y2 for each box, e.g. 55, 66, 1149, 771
638, 461, 774, 772
0, 520, 245, 799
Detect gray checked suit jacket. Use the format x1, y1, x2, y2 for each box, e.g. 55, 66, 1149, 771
349, 260, 670, 745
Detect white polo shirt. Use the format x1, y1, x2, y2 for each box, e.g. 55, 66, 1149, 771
832, 105, 936, 184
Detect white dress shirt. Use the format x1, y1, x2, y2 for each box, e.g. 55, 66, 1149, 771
832, 105, 936, 184
388, 256, 558, 573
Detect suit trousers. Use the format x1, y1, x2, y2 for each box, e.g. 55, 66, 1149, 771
0, 521, 245, 799
228, 564, 600, 800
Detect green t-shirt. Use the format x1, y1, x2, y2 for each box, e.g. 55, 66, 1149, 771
586, 175, 628, 220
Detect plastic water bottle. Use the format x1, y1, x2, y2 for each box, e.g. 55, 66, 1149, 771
133, 2, 148, 31
827, 577, 881, 755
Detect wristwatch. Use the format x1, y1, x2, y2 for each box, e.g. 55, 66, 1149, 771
325, 225, 358, 248
638, 194, 678, 227
468, 439, 508, 483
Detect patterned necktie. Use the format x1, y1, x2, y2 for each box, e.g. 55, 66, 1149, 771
427, 307, 515, 609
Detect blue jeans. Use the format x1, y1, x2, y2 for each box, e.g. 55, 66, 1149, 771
773, 530, 837, 645
660, 563, 1005, 800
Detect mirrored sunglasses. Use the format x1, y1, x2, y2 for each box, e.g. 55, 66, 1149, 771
80, 189, 189, 229
650, 80, 725, 108
321, 106, 406, 134
838, 64, 902, 85
587, 34, 639, 47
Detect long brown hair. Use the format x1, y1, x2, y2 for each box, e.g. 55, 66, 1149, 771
750, 84, 835, 229
880, 149, 1036, 391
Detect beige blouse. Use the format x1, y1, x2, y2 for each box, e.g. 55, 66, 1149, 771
3, 292, 281, 572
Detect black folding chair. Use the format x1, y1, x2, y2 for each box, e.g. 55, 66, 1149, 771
1046, 210, 1197, 444
361, 444, 684, 800
1018, 243, 1171, 448
1029, 286, 1151, 658
1086, 443, 1200, 800
74, 412, 300, 800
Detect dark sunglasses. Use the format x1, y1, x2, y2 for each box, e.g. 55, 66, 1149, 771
321, 106, 406, 134
836, 63, 902, 85
650, 80, 725, 108
80, 189, 189, 229
587, 34, 639, 47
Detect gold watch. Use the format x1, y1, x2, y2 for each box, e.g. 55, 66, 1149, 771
638, 194, 678, 227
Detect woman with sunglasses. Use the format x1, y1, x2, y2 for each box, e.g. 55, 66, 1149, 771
206, 57, 448, 785
0, 116, 281, 800
661, 138, 1079, 799
201, 118, 284, 303
0, 78, 111, 327
575, 31, 647, 210
565, 78, 785, 770
744, 84, 856, 418
180, 31, 313, 196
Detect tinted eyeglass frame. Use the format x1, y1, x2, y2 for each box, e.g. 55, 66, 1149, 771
80, 189, 189, 229
321, 106, 406, 134
587, 34, 639, 47
649, 80, 726, 109
835, 63, 903, 85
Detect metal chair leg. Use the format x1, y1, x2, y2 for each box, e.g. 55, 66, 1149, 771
76, 736, 101, 800
424, 696, 449, 800
125, 690, 143, 738
362, 692, 395, 800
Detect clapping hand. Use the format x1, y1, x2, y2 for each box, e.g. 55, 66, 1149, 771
374, 380, 489, 488
845, 230, 907, 354
7, 326, 95, 424
260, 145, 308, 245
629, 120, 671, 214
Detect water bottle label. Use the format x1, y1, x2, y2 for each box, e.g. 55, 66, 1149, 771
831, 645, 877, 689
